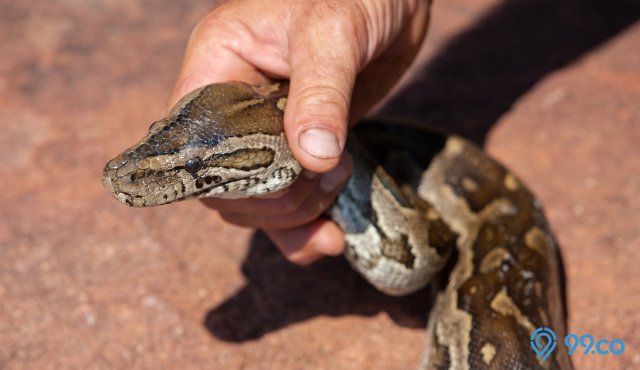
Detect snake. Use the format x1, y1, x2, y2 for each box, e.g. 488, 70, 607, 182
102, 81, 572, 370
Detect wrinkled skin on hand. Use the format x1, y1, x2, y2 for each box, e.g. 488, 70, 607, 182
170, 0, 430, 264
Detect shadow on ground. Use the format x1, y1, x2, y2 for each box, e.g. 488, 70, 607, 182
382, 0, 640, 144
204, 232, 431, 341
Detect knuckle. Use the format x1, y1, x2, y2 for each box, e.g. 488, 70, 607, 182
219, 212, 252, 228
293, 84, 350, 129
284, 252, 314, 266
301, 200, 330, 224
298, 84, 350, 112
309, 1, 369, 54
193, 8, 250, 50
292, 2, 367, 64
305, 0, 365, 27
275, 193, 304, 213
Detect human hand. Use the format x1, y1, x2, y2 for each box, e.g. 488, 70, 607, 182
169, 0, 430, 264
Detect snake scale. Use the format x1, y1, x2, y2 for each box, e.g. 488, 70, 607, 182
102, 81, 572, 370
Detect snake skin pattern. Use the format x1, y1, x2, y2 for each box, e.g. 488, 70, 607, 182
102, 82, 572, 370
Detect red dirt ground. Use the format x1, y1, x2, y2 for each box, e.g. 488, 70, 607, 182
1, 1, 638, 369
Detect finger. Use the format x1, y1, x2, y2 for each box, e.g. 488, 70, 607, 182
284, 8, 363, 173
169, 12, 270, 108
199, 170, 319, 216
266, 219, 345, 265
218, 155, 351, 229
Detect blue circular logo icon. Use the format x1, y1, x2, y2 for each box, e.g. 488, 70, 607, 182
530, 327, 557, 362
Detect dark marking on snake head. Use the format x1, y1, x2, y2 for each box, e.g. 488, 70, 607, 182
195, 178, 204, 189
205, 147, 275, 171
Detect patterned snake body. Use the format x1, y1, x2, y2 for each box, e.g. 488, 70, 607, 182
103, 82, 572, 370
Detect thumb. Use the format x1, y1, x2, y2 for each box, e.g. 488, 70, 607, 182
284, 16, 361, 173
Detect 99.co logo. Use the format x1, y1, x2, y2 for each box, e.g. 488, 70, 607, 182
530, 327, 625, 362
564, 333, 625, 356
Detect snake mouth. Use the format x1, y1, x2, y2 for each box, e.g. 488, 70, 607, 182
101, 175, 138, 206
102, 158, 184, 207
102, 159, 259, 206
101, 178, 184, 207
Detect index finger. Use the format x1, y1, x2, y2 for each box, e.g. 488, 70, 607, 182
168, 16, 272, 108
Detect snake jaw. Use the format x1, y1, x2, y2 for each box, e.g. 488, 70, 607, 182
102, 145, 300, 206
102, 155, 136, 206
101, 176, 136, 207
101, 150, 183, 206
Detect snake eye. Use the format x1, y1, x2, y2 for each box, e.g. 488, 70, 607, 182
184, 157, 204, 174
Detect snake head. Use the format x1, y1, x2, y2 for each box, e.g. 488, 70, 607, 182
102, 81, 301, 207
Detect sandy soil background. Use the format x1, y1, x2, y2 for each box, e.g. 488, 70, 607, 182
1, 0, 639, 369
